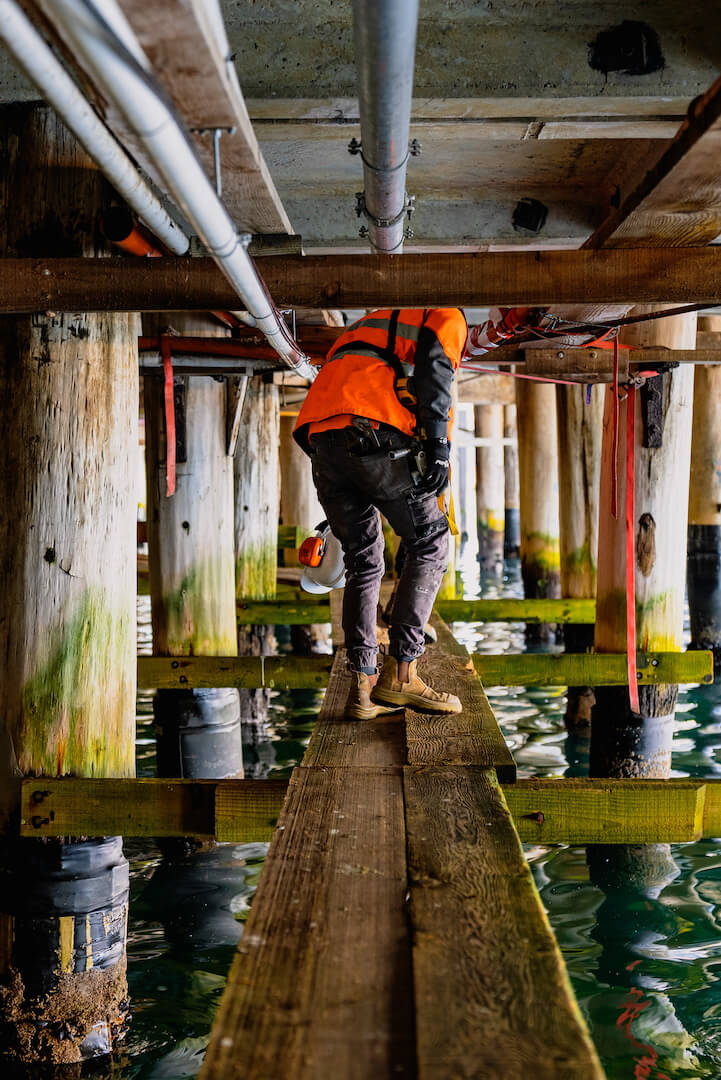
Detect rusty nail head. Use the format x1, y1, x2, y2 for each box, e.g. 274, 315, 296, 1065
32, 789, 51, 804
523, 810, 544, 824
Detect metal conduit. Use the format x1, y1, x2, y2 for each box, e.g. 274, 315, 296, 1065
351, 0, 419, 254
0, 0, 189, 256
40, 0, 312, 378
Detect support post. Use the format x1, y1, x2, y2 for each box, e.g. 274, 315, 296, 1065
144, 315, 242, 784
688, 316, 721, 666
503, 403, 520, 556
0, 104, 136, 1065
592, 311, 696, 777
279, 414, 324, 555
556, 383, 604, 729
234, 377, 280, 602
515, 381, 561, 640
474, 405, 505, 575
234, 379, 282, 776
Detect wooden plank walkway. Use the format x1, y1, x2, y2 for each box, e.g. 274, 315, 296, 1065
200, 618, 604, 1080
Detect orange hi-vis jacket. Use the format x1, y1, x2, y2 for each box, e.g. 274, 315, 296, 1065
293, 308, 468, 453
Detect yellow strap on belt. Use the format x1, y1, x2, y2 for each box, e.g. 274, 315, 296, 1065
438, 467, 459, 536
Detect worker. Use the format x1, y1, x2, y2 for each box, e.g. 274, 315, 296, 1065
294, 307, 467, 720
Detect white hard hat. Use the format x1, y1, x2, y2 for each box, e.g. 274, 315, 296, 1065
300, 524, 346, 594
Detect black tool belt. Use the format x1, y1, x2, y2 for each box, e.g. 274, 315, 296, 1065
310, 418, 416, 458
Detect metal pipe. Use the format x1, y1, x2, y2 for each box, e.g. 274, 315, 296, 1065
0, 0, 189, 256
351, 0, 419, 254
40, 0, 312, 378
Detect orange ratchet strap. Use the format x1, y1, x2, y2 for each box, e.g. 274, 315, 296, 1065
161, 335, 176, 497
625, 386, 639, 715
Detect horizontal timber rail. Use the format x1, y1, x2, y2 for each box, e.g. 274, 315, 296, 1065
137, 654, 332, 690
21, 776, 721, 845
136, 650, 712, 689
6, 250, 721, 311
436, 597, 595, 623
473, 650, 713, 686
233, 597, 595, 626
138, 523, 304, 549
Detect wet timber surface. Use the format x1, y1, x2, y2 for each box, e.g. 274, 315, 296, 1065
199, 616, 603, 1080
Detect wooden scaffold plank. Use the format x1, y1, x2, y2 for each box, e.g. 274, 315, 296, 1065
404, 765, 604, 1080
200, 763, 414, 1080
407, 615, 516, 781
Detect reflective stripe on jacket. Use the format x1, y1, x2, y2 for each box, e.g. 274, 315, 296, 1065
293, 307, 467, 452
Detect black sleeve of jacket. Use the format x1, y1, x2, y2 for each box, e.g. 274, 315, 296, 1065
412, 325, 456, 439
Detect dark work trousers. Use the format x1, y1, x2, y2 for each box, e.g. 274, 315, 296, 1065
309, 427, 449, 671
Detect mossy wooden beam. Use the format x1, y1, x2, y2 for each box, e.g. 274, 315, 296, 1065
473, 650, 714, 686
277, 524, 305, 549
21, 776, 721, 845
504, 778, 707, 844
236, 602, 331, 625
233, 596, 596, 626
137, 654, 332, 690
19, 778, 288, 842
435, 598, 596, 624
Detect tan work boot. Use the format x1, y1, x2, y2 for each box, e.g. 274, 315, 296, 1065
345, 671, 403, 721
371, 656, 462, 714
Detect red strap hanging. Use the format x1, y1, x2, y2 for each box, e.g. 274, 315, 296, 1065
161, 335, 176, 497
625, 386, 639, 714
610, 337, 620, 519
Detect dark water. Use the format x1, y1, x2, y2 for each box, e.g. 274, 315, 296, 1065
120, 575, 721, 1079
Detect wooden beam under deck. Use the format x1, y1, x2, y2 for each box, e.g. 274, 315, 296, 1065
136, 649, 713, 690
21, 775, 721, 847
8, 249, 721, 312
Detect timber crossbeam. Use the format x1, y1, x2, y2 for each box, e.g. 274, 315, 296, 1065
136, 649, 713, 689
20, 776, 721, 846
137, 654, 332, 690
5, 250, 721, 311
472, 650, 714, 686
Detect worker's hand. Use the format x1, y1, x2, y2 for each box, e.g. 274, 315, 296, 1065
416, 437, 450, 495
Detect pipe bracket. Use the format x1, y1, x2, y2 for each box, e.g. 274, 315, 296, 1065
355, 191, 415, 230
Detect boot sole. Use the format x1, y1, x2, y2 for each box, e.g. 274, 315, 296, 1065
371, 687, 462, 714
345, 702, 404, 721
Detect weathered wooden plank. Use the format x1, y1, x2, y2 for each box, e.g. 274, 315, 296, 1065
115, 0, 293, 234
21, 775, 721, 843
20, 778, 213, 838
303, 649, 407, 769
407, 616, 516, 781
504, 778, 706, 844
435, 597, 596, 624
200, 765, 414, 1080
9, 250, 721, 313
277, 524, 305, 548
473, 650, 714, 686
330, 588, 344, 650
588, 75, 721, 248
235, 602, 332, 625
137, 654, 332, 690
214, 781, 290, 842
404, 765, 604, 1079
19, 777, 285, 840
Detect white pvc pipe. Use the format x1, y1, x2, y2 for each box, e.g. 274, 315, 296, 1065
42, 0, 312, 378
0, 1, 189, 256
